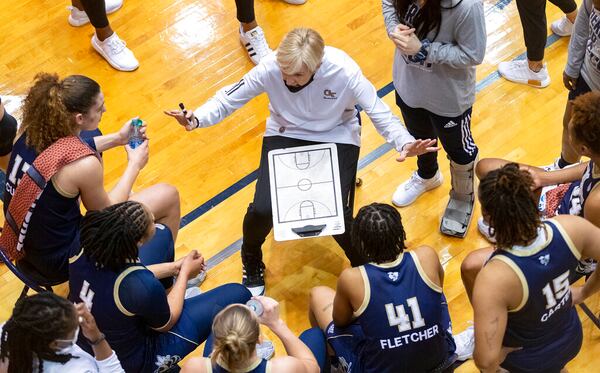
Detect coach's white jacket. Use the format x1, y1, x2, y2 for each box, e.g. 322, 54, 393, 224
193, 46, 415, 151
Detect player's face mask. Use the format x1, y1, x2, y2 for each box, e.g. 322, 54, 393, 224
54, 326, 80, 353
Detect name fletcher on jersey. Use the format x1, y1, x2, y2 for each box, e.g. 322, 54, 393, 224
379, 324, 440, 350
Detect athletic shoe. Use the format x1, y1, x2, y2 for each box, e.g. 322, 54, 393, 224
477, 217, 496, 243
92, 32, 139, 72
392, 170, 443, 207
498, 60, 551, 88
68, 0, 123, 27
542, 157, 561, 172
186, 269, 207, 288
256, 340, 275, 360
239, 26, 272, 65
282, 0, 307, 4
184, 286, 202, 299
551, 16, 574, 37
454, 324, 475, 361
575, 259, 597, 277
242, 261, 265, 296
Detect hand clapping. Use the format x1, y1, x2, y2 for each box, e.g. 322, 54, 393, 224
389, 24, 422, 56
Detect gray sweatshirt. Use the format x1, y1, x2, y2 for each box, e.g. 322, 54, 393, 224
565, 0, 600, 91
382, 0, 486, 116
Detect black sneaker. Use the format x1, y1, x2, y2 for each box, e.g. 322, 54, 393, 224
242, 261, 266, 296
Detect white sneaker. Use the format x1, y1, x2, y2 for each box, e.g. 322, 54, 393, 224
186, 269, 207, 288
92, 33, 139, 71
551, 16, 574, 37
239, 26, 272, 65
282, 0, 307, 4
477, 217, 496, 243
454, 324, 475, 361
184, 286, 202, 299
68, 0, 123, 27
498, 60, 551, 88
392, 170, 443, 207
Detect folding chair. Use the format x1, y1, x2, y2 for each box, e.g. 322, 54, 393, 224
0, 246, 58, 300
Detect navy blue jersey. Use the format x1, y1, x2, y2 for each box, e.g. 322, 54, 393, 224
557, 161, 600, 216
353, 251, 452, 372
488, 220, 582, 349
210, 358, 269, 373
69, 249, 171, 373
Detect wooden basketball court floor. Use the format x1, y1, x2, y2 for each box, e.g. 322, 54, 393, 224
1, 0, 599, 370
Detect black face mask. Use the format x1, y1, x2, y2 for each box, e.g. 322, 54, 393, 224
284, 74, 315, 93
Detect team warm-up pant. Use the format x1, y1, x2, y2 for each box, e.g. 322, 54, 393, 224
241, 135, 365, 267
395, 92, 478, 180
235, 0, 255, 23
79, 0, 110, 28
515, 0, 577, 61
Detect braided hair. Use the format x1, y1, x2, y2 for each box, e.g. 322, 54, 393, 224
478, 163, 541, 249
0, 293, 78, 373
80, 201, 152, 272
352, 203, 407, 264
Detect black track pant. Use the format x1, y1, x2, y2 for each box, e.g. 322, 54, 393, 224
79, 0, 109, 28
235, 0, 255, 23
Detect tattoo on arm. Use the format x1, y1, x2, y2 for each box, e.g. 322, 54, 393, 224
485, 316, 499, 350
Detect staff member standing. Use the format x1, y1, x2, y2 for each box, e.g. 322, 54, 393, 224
166, 27, 438, 296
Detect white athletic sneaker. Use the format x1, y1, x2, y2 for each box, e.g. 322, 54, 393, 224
454, 324, 475, 361
282, 0, 307, 4
184, 286, 202, 299
256, 340, 275, 360
477, 217, 496, 243
68, 0, 123, 27
92, 32, 139, 71
185, 269, 207, 288
239, 26, 272, 65
551, 16, 574, 37
392, 170, 443, 207
498, 60, 551, 88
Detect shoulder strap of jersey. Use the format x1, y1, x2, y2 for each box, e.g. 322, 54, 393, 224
0, 136, 98, 260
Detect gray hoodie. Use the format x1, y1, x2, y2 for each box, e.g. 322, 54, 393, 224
565, 0, 600, 91
382, 0, 486, 116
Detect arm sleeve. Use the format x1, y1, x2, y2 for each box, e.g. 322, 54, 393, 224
350, 71, 415, 151
382, 0, 400, 36
193, 64, 267, 127
96, 351, 126, 373
117, 270, 171, 329
565, 0, 591, 78
0, 108, 18, 156
427, 0, 486, 68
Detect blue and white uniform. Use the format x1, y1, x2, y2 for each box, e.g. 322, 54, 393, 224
557, 161, 600, 217
326, 251, 456, 373
487, 220, 583, 372
209, 359, 269, 373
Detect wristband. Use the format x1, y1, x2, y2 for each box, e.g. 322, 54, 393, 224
89, 333, 106, 346
193, 116, 200, 129
408, 39, 431, 63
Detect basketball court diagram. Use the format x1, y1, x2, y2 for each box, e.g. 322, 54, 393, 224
268, 143, 345, 241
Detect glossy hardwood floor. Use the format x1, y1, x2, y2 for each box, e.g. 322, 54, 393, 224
1, 0, 599, 371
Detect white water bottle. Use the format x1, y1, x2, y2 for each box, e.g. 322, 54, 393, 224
246, 299, 263, 316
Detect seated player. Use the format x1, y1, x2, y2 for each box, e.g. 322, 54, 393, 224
0, 292, 124, 372
465, 163, 600, 372
3, 73, 183, 285
182, 296, 325, 373
69, 201, 252, 372
0, 97, 18, 171
309, 203, 461, 372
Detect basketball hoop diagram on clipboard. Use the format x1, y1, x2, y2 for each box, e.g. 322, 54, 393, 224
268, 143, 345, 241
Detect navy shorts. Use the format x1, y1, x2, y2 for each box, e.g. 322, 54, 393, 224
326, 322, 365, 372
568, 76, 592, 101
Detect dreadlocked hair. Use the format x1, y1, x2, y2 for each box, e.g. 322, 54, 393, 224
352, 203, 407, 264
80, 201, 152, 272
571, 91, 600, 156
0, 293, 78, 373
393, 0, 442, 40
478, 163, 541, 249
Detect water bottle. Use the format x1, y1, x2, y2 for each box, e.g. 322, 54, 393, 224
246, 299, 263, 316
129, 118, 144, 149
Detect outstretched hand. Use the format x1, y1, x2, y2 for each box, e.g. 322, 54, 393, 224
396, 139, 440, 162
164, 108, 198, 131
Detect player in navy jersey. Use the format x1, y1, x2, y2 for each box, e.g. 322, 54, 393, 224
309, 203, 459, 373
182, 296, 325, 373
0, 97, 18, 171
3, 73, 182, 284
459, 164, 600, 372
69, 201, 252, 373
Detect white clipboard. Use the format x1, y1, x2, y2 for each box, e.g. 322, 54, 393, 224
268, 143, 345, 241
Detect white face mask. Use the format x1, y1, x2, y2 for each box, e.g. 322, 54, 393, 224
54, 326, 80, 354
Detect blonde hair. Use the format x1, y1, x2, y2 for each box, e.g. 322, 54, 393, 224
276, 28, 325, 75
211, 304, 260, 373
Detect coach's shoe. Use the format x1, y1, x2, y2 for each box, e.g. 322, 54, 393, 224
92, 32, 139, 71
551, 16, 574, 37
441, 159, 476, 238
242, 261, 266, 297
392, 170, 443, 207
282, 0, 307, 4
68, 0, 124, 27
454, 324, 475, 361
477, 217, 496, 243
498, 60, 551, 88
239, 25, 272, 65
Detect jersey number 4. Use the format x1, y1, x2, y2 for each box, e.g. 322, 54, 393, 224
385, 297, 425, 332
541, 270, 570, 309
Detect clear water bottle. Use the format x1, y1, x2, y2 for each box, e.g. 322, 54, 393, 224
246, 299, 263, 316
129, 118, 144, 149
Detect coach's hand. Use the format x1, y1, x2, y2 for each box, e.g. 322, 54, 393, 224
390, 24, 420, 55
562, 71, 578, 91
181, 250, 205, 279
164, 108, 198, 131
397, 139, 439, 162
125, 140, 149, 170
